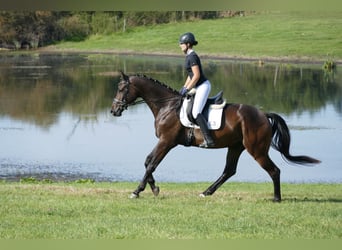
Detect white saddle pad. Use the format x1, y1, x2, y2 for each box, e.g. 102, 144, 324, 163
179, 98, 225, 130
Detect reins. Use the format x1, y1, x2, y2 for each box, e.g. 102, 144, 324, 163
113, 96, 182, 111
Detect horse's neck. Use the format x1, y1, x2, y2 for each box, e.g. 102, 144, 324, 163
134, 78, 178, 117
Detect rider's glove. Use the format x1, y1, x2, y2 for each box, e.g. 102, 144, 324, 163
179, 87, 188, 96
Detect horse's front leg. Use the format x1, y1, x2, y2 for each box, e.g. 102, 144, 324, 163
131, 140, 175, 198
144, 153, 160, 196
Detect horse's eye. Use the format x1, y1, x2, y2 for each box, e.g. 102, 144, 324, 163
118, 82, 128, 91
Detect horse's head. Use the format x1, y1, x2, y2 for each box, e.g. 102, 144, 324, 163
111, 72, 181, 117
111, 71, 137, 116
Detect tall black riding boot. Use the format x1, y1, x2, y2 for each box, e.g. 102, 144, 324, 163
195, 113, 215, 148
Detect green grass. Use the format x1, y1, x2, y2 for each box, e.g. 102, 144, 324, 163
0, 181, 341, 239
48, 11, 342, 61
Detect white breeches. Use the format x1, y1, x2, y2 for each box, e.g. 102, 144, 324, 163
192, 80, 211, 119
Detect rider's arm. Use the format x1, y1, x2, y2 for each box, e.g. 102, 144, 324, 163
184, 65, 200, 90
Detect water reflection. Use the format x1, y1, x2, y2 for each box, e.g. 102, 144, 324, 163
0, 53, 115, 128
0, 53, 341, 183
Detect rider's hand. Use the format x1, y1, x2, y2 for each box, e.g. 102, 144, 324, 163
179, 87, 188, 96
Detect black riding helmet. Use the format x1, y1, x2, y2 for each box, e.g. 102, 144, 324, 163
179, 32, 198, 46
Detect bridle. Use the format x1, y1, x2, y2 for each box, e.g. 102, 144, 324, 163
111, 79, 129, 112
111, 78, 145, 114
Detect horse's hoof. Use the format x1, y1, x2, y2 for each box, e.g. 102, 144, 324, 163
199, 193, 206, 198
129, 193, 139, 199
152, 186, 160, 196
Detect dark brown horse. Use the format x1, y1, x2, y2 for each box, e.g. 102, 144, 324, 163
111, 72, 320, 201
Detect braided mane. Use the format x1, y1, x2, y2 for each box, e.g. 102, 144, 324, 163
135, 74, 179, 95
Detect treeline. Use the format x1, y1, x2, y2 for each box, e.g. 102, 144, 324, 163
0, 11, 244, 50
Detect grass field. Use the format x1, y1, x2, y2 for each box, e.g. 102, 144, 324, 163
47, 11, 342, 61
0, 181, 341, 239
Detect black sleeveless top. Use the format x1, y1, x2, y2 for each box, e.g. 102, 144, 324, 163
185, 51, 207, 87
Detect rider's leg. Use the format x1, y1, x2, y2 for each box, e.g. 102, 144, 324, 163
192, 81, 214, 148
195, 113, 214, 148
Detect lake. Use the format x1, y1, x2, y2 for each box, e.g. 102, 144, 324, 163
0, 53, 341, 183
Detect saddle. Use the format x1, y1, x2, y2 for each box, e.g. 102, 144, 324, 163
179, 89, 226, 130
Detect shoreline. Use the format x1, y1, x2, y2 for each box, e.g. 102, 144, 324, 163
33, 47, 342, 65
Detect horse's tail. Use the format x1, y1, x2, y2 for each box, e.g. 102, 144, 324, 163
266, 113, 321, 165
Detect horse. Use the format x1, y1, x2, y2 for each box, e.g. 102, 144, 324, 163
111, 71, 320, 202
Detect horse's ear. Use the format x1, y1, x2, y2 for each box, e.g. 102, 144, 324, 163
120, 71, 129, 81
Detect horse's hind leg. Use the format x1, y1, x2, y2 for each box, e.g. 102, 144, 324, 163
244, 129, 281, 201
255, 155, 281, 202
202, 144, 244, 196
240, 109, 281, 202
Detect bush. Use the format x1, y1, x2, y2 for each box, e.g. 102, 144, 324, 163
91, 12, 120, 35
57, 14, 90, 41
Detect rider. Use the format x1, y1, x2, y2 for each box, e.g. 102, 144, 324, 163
179, 32, 214, 148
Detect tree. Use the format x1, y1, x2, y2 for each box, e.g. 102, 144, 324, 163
0, 11, 235, 49
0, 11, 65, 49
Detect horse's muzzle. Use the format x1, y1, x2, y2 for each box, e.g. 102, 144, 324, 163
110, 109, 122, 117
